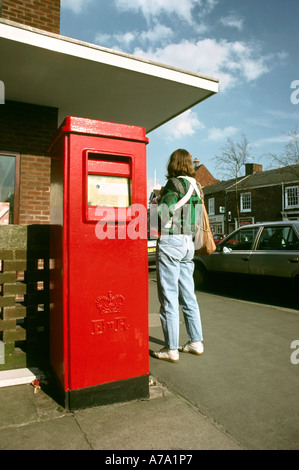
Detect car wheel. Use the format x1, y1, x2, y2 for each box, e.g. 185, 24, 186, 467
193, 262, 207, 290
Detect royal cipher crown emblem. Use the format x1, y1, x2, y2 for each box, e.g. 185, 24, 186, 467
95, 291, 125, 315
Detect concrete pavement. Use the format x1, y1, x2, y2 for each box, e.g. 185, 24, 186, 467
0, 374, 242, 451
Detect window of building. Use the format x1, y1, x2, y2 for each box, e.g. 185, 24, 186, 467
208, 198, 215, 215
285, 186, 299, 209
0, 152, 20, 224
240, 192, 251, 212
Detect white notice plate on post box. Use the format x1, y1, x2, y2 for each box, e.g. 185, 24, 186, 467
88, 175, 130, 207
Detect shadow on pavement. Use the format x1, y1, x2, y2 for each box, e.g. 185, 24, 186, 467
197, 273, 299, 310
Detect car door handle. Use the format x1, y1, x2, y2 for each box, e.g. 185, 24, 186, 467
241, 257, 250, 261
288, 257, 299, 263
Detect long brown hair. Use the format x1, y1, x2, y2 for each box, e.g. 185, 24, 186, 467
166, 149, 195, 179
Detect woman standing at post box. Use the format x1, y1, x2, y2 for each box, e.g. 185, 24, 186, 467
151, 149, 204, 363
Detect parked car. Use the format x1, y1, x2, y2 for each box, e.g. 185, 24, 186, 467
148, 238, 157, 266
213, 233, 226, 244
194, 221, 299, 289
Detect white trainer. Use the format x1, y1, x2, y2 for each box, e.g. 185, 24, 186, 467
151, 347, 179, 363
178, 341, 204, 355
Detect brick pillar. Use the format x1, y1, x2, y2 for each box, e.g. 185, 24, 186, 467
0, 225, 50, 371
1, 0, 61, 34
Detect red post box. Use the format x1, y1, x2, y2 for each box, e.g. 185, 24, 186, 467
49, 117, 149, 410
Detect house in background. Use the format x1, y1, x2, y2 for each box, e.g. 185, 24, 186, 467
203, 163, 299, 235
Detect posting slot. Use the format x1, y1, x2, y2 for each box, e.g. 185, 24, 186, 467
84, 152, 132, 222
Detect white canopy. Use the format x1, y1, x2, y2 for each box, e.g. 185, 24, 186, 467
0, 20, 218, 131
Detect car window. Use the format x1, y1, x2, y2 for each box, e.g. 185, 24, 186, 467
221, 227, 259, 251
257, 226, 299, 251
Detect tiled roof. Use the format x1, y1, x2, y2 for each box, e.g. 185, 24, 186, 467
203, 177, 243, 194
203, 165, 299, 195
195, 163, 219, 187
237, 165, 299, 189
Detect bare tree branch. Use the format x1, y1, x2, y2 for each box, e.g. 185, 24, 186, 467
268, 128, 299, 177
215, 135, 251, 180
214, 135, 252, 226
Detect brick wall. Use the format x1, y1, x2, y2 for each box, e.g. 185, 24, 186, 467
19, 155, 51, 225
0, 225, 50, 371
225, 186, 283, 224
1, 0, 61, 34
213, 190, 226, 215
0, 101, 58, 156
0, 100, 58, 224
250, 186, 282, 222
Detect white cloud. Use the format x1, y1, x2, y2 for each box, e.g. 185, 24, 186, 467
140, 23, 174, 44
95, 31, 136, 48
114, 0, 194, 23
220, 14, 244, 31
208, 126, 238, 141
159, 110, 205, 141
95, 22, 174, 49
253, 135, 290, 148
114, 0, 217, 24
61, 0, 92, 14
116, 32, 136, 47
133, 38, 281, 90
94, 33, 111, 46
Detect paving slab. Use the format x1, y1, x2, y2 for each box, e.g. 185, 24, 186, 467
0, 378, 242, 450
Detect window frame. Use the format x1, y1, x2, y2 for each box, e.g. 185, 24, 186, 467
208, 197, 215, 215
240, 192, 251, 213
0, 151, 20, 224
256, 225, 299, 251
221, 226, 260, 251
285, 185, 299, 209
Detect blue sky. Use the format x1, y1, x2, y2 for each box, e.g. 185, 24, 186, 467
60, 0, 299, 195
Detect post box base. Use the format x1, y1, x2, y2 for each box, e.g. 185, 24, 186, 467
51, 374, 149, 411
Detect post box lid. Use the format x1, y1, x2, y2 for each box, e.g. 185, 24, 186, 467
48, 117, 149, 152
61, 117, 149, 143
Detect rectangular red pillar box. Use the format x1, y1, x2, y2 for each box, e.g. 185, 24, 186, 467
49, 117, 149, 409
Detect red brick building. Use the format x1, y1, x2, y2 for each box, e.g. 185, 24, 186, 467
0, 0, 60, 224
1, 0, 60, 33
203, 163, 299, 235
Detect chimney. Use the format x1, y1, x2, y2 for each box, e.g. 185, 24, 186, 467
193, 158, 200, 171
1, 0, 61, 34
245, 163, 263, 176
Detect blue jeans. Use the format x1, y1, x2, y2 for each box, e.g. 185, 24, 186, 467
156, 234, 203, 350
